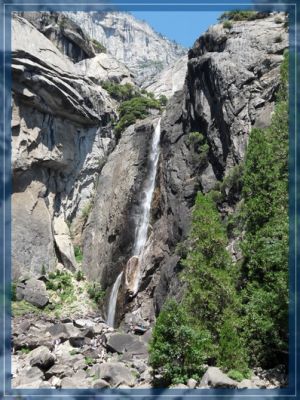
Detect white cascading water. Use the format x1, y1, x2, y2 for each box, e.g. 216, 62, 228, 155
106, 118, 161, 327
107, 271, 123, 327
133, 118, 161, 256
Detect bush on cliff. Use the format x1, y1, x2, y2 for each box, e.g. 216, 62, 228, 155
115, 96, 161, 136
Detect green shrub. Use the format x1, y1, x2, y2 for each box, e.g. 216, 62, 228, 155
149, 299, 211, 385
101, 81, 138, 102
46, 270, 75, 303
159, 94, 168, 106
76, 269, 85, 281
228, 369, 247, 382
19, 347, 31, 354
223, 20, 233, 29
86, 283, 105, 305
74, 246, 83, 263
219, 10, 261, 22
115, 96, 161, 136
85, 356, 94, 366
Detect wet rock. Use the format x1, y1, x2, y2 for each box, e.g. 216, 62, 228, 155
28, 346, 55, 370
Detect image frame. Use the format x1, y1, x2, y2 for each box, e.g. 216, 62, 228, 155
0, 0, 299, 398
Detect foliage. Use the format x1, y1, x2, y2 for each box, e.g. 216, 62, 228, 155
227, 369, 247, 382
75, 269, 85, 281
240, 51, 289, 367
218, 10, 262, 22
74, 246, 83, 263
86, 283, 105, 305
223, 20, 233, 30
101, 81, 139, 102
115, 96, 161, 136
46, 270, 75, 303
159, 95, 168, 106
12, 300, 41, 317
91, 39, 106, 53
85, 356, 95, 366
181, 192, 236, 336
149, 299, 210, 385
19, 347, 31, 354
217, 309, 249, 375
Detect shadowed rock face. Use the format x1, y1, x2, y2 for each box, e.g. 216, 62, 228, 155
11, 15, 115, 278
18, 11, 96, 63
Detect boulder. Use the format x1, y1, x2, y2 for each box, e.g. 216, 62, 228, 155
23, 278, 49, 308
199, 367, 238, 388
187, 378, 197, 389
106, 333, 137, 353
93, 378, 111, 388
96, 362, 136, 387
28, 346, 55, 370
12, 366, 44, 388
53, 216, 77, 272
45, 364, 73, 379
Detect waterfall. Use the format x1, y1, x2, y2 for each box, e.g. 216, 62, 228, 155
133, 118, 161, 256
107, 271, 123, 327
106, 118, 161, 327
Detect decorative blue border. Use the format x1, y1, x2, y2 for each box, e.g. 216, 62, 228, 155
0, 0, 298, 399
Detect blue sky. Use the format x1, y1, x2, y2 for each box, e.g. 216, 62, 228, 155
132, 11, 222, 48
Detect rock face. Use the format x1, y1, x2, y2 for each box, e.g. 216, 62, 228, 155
76, 52, 134, 85
12, 15, 115, 279
65, 11, 186, 86
122, 14, 288, 319
82, 117, 159, 295
144, 55, 188, 99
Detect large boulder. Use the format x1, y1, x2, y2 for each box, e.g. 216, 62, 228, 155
23, 278, 49, 308
95, 362, 136, 387
199, 367, 238, 388
28, 346, 55, 370
106, 333, 137, 353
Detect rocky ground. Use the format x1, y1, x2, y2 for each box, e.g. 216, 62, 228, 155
12, 311, 287, 389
